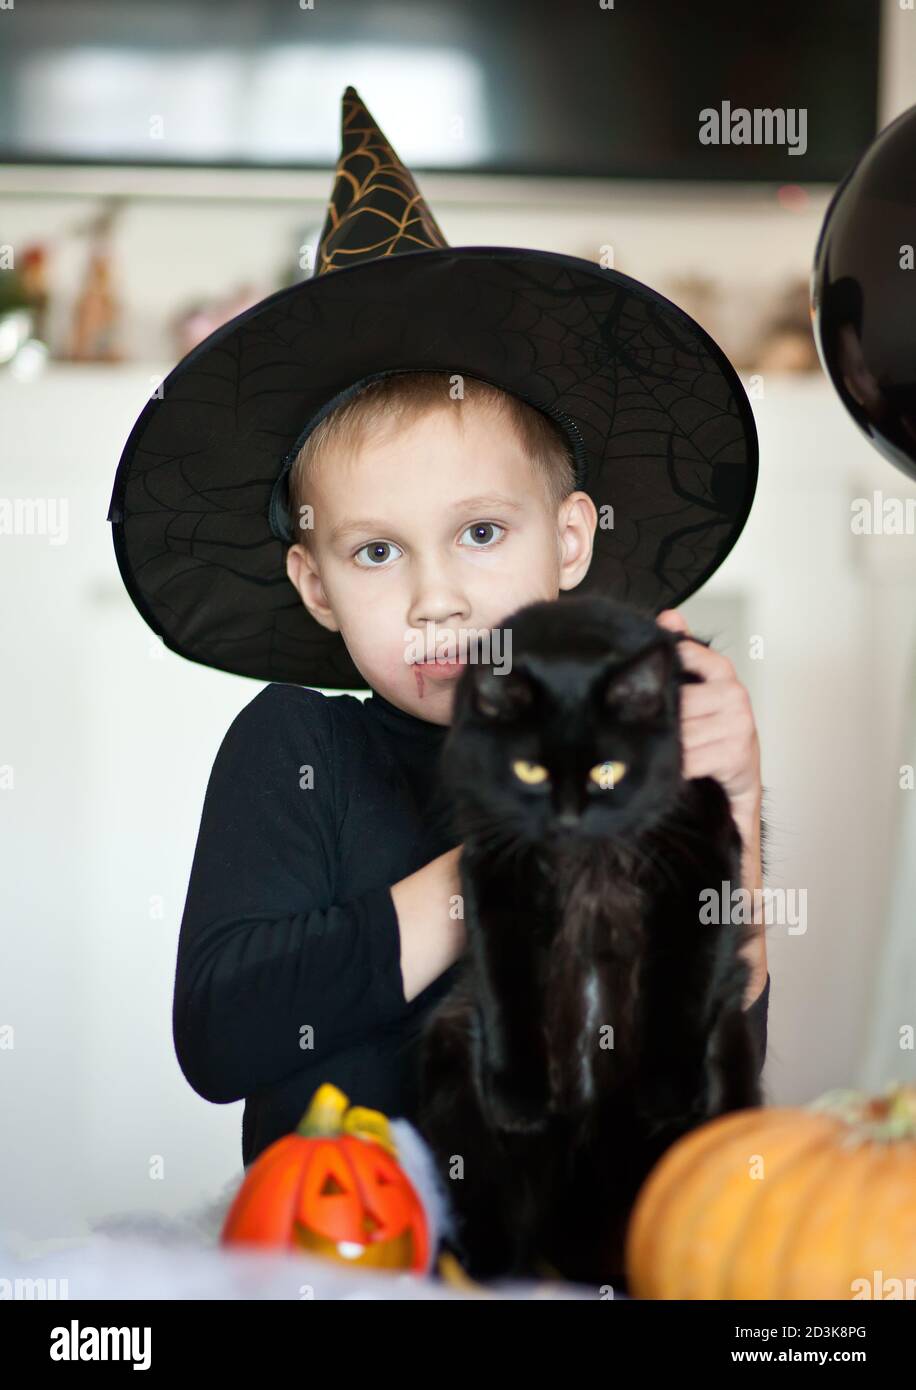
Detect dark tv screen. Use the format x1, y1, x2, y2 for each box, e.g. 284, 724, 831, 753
0, 0, 880, 182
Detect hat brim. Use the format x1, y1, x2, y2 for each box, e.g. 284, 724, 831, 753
108, 246, 757, 690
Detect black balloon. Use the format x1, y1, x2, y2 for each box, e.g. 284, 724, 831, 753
811, 103, 916, 481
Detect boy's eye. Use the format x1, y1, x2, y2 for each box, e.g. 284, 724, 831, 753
512, 759, 550, 785
354, 541, 403, 568
589, 760, 628, 788
459, 521, 505, 548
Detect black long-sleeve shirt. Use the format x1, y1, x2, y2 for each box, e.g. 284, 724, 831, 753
173, 682, 771, 1167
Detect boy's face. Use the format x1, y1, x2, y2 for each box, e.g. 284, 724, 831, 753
286, 401, 597, 725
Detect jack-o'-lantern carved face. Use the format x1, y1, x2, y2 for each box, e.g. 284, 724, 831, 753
291, 1135, 421, 1267
220, 1084, 429, 1273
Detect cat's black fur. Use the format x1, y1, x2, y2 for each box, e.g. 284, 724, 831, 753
416, 595, 764, 1290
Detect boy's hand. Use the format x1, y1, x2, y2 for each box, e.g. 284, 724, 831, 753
655, 608, 762, 839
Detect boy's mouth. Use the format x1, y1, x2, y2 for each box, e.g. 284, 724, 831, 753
411, 656, 466, 694
414, 658, 465, 679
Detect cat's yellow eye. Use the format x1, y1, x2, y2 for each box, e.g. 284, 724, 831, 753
512, 759, 550, 786
589, 760, 628, 788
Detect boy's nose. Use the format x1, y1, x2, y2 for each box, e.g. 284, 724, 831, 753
409, 559, 471, 619
412, 595, 470, 623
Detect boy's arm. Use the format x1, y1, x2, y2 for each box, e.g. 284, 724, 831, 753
172, 687, 462, 1105
654, 609, 770, 1025
734, 790, 770, 1071
734, 791, 769, 1006
391, 845, 465, 1001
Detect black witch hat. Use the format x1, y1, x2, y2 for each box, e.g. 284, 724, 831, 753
107, 85, 758, 690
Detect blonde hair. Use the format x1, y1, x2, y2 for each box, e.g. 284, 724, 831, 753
286, 371, 577, 547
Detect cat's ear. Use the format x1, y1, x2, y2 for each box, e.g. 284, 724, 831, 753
470, 667, 535, 722
604, 642, 673, 720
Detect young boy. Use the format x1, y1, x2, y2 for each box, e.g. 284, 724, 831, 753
172, 369, 770, 1166
107, 86, 769, 1169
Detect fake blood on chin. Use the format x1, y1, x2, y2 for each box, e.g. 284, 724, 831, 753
412, 659, 466, 696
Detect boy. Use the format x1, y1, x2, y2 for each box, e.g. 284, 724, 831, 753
107, 88, 768, 1167
173, 369, 769, 1166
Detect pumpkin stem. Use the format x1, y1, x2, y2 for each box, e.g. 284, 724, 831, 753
296, 1082, 350, 1137
342, 1105, 398, 1158
808, 1081, 916, 1142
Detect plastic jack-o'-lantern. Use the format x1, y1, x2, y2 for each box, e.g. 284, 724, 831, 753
220, 1083, 430, 1273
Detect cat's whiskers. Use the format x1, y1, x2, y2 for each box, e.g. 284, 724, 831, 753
457, 809, 530, 880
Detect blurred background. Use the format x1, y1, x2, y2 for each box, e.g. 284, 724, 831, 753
2, 0, 915, 1246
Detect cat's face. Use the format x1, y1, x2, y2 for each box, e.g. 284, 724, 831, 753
442, 596, 691, 844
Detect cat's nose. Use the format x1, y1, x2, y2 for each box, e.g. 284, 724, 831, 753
557, 810, 580, 828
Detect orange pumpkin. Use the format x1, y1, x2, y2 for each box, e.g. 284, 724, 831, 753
220, 1083, 430, 1272
625, 1082, 916, 1299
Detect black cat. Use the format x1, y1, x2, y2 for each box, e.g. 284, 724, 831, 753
416, 595, 763, 1290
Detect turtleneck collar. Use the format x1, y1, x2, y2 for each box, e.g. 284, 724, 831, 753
359, 686, 459, 850
362, 686, 450, 742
